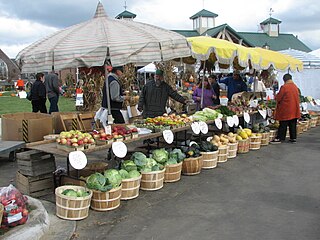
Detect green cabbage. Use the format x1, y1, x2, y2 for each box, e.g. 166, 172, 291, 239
104, 169, 122, 188
128, 170, 141, 178
131, 152, 147, 167
86, 173, 112, 192
121, 160, 137, 172
119, 169, 129, 179
152, 149, 168, 163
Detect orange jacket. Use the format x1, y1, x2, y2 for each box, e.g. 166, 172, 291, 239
274, 80, 300, 121
17, 79, 24, 87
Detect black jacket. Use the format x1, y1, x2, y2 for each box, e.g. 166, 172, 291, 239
138, 80, 185, 118
31, 80, 47, 101
212, 82, 220, 105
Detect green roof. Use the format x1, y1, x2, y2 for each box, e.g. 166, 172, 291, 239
260, 17, 282, 25
115, 10, 136, 19
172, 30, 200, 37
203, 24, 253, 46
238, 32, 312, 52
190, 9, 218, 19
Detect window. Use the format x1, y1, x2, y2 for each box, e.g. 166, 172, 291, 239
202, 17, 208, 28
270, 24, 278, 31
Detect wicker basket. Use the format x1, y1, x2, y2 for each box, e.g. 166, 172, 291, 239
296, 124, 303, 134
91, 185, 122, 211
182, 156, 203, 175
269, 130, 277, 142
200, 151, 218, 169
0, 203, 3, 226
227, 142, 238, 159
300, 121, 308, 132
310, 117, 318, 127
121, 175, 141, 200
260, 132, 270, 146
249, 135, 262, 150
140, 169, 165, 191
55, 185, 92, 220
218, 145, 229, 163
164, 162, 183, 182
237, 138, 250, 153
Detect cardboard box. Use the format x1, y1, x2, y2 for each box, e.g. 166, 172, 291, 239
1, 112, 53, 142
51, 112, 79, 133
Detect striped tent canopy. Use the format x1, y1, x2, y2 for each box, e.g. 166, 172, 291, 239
15, 2, 191, 73
279, 48, 320, 67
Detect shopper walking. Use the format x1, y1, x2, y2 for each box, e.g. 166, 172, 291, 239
271, 74, 301, 143
45, 73, 60, 114
30, 73, 47, 113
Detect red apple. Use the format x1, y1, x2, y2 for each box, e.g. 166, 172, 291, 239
77, 140, 84, 145
88, 138, 95, 144
83, 137, 89, 143
100, 132, 107, 138
72, 143, 79, 147
60, 138, 67, 145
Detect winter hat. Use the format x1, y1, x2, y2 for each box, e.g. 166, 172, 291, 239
155, 69, 163, 76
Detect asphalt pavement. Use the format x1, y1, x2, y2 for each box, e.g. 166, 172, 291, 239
0, 127, 319, 240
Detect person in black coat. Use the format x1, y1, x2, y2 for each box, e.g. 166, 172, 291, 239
138, 69, 186, 118
30, 73, 47, 113
208, 74, 220, 105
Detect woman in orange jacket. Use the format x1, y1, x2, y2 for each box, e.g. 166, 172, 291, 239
271, 74, 301, 143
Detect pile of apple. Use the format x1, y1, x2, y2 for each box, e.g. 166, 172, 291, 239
91, 126, 139, 143
56, 130, 95, 148
91, 129, 114, 142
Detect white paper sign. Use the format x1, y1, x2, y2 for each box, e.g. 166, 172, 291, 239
69, 151, 87, 170
218, 113, 223, 119
75, 93, 84, 106
199, 121, 209, 134
207, 136, 213, 142
267, 108, 273, 117
244, 112, 250, 123
226, 116, 234, 127
215, 118, 222, 130
112, 141, 127, 158
232, 115, 239, 126
163, 130, 174, 144
258, 109, 267, 119
191, 122, 200, 134
104, 125, 112, 135
18, 91, 27, 99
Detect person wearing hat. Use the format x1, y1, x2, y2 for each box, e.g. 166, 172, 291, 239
138, 69, 186, 118
271, 73, 300, 144
219, 70, 248, 100
102, 66, 129, 123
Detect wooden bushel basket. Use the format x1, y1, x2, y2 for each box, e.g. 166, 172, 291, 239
269, 130, 277, 142
296, 124, 303, 134
91, 185, 122, 211
307, 119, 312, 129
260, 132, 270, 146
218, 145, 229, 163
164, 162, 183, 183
227, 142, 238, 159
237, 138, 250, 153
55, 185, 92, 220
182, 156, 203, 175
310, 117, 318, 127
300, 121, 308, 132
140, 169, 165, 191
0, 203, 3, 226
121, 175, 141, 200
200, 151, 218, 169
250, 135, 262, 150
317, 116, 320, 126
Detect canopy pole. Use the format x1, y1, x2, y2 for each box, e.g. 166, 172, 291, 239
104, 64, 112, 116
201, 61, 206, 109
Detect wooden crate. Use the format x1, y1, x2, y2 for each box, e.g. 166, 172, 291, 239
16, 171, 54, 198
17, 150, 56, 176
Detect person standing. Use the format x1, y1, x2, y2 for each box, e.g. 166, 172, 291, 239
219, 70, 247, 100
208, 74, 220, 105
30, 73, 47, 113
102, 66, 127, 124
138, 69, 186, 118
192, 78, 216, 110
16, 77, 25, 91
271, 74, 300, 143
45, 73, 60, 114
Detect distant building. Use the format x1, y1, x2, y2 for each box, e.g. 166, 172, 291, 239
172, 9, 311, 52
0, 49, 21, 81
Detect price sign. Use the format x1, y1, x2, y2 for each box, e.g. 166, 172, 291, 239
189, 141, 197, 147
258, 109, 267, 119
218, 113, 223, 119
244, 112, 250, 123
191, 122, 200, 134
232, 115, 239, 126
226, 116, 234, 127
207, 136, 213, 142
267, 108, 273, 117
104, 125, 112, 135
112, 142, 127, 158
215, 118, 222, 130
199, 121, 209, 134
163, 130, 174, 144
69, 151, 87, 170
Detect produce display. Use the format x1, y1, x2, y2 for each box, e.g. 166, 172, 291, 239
86, 169, 122, 192
252, 123, 270, 133
56, 130, 95, 150
182, 144, 201, 158
211, 132, 238, 147
92, 126, 138, 144
131, 152, 165, 172
61, 188, 90, 197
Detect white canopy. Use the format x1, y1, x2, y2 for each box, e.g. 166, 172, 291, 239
279, 49, 320, 67
137, 63, 157, 73
310, 48, 320, 58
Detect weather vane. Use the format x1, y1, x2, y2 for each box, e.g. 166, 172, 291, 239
203, 0, 205, 9
269, 8, 274, 17
124, 1, 127, 10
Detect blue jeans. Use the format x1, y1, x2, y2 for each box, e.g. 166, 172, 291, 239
49, 95, 59, 114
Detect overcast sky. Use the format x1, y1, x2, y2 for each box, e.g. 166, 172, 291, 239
0, 0, 319, 58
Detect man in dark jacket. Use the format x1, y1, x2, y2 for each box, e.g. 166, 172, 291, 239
102, 66, 128, 123
30, 73, 47, 113
219, 70, 247, 100
45, 73, 60, 113
208, 74, 220, 105
138, 69, 186, 118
